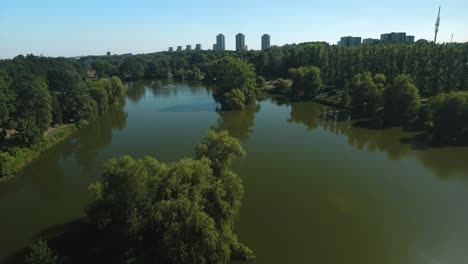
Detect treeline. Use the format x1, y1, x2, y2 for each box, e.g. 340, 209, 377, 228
0, 55, 126, 178
78, 41, 467, 97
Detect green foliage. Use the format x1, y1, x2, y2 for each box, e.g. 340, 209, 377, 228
273, 78, 292, 95
0, 125, 76, 179
222, 89, 246, 110
93, 59, 118, 77
50, 94, 63, 124
196, 130, 245, 175
0, 70, 15, 129
429, 91, 468, 144
119, 57, 145, 80
90, 84, 110, 115
0, 55, 127, 180
110, 76, 126, 103
383, 74, 421, 126
14, 77, 52, 132
17, 118, 43, 146
208, 56, 256, 92
340, 80, 350, 107
256, 76, 266, 88
25, 240, 57, 264
350, 72, 385, 117
87, 130, 254, 263
208, 56, 257, 110
289, 66, 323, 99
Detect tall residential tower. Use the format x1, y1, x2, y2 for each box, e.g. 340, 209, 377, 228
261, 34, 270, 50
216, 34, 225, 51
236, 33, 246, 51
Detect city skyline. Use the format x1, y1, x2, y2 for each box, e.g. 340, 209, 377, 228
1, 0, 468, 58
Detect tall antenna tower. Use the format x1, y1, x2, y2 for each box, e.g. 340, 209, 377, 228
434, 6, 441, 43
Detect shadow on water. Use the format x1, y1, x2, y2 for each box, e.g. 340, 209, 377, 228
275, 99, 468, 180
3, 218, 130, 264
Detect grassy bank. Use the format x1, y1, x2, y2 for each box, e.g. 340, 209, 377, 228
0, 125, 76, 182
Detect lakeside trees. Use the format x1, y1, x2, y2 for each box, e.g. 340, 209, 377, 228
350, 72, 385, 117
289, 66, 323, 99
428, 91, 468, 144
383, 74, 421, 126
0, 56, 126, 179
207, 57, 256, 110
87, 130, 254, 263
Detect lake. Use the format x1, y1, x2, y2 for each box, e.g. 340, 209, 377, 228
1, 81, 468, 264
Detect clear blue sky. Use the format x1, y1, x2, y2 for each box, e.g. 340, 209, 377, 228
1, 0, 467, 58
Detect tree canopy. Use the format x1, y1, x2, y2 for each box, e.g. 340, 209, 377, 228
87, 130, 254, 263
289, 66, 323, 99
207, 56, 256, 110
383, 74, 421, 126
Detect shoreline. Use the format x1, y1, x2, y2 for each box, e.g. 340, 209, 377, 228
0, 125, 77, 182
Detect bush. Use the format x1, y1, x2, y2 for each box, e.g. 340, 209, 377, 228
429, 91, 468, 144
222, 89, 246, 110
25, 240, 57, 264
273, 79, 292, 95
256, 76, 266, 88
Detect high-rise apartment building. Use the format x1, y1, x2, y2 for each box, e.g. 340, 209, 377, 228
338, 36, 362, 47
261, 34, 271, 50
236, 33, 246, 51
195, 44, 202, 51
186, 45, 192, 51
216, 34, 225, 51
362, 38, 379, 45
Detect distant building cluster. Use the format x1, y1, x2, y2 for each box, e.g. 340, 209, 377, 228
337, 36, 361, 47
338, 32, 415, 47
380, 32, 415, 43
168, 33, 271, 52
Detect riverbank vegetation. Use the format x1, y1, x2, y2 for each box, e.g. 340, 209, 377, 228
0, 56, 126, 180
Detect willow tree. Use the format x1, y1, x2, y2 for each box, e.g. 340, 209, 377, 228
87, 130, 254, 263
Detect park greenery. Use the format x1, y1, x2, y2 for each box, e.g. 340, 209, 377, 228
0, 56, 126, 179
85, 130, 254, 263
1, 41, 468, 181
50, 41, 467, 144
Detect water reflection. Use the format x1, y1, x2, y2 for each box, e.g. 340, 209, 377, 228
0, 104, 128, 261
288, 101, 323, 130
126, 81, 146, 103
281, 100, 468, 179
216, 104, 260, 143
75, 105, 128, 173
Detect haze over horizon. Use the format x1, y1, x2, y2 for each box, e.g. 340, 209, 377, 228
1, 0, 467, 58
